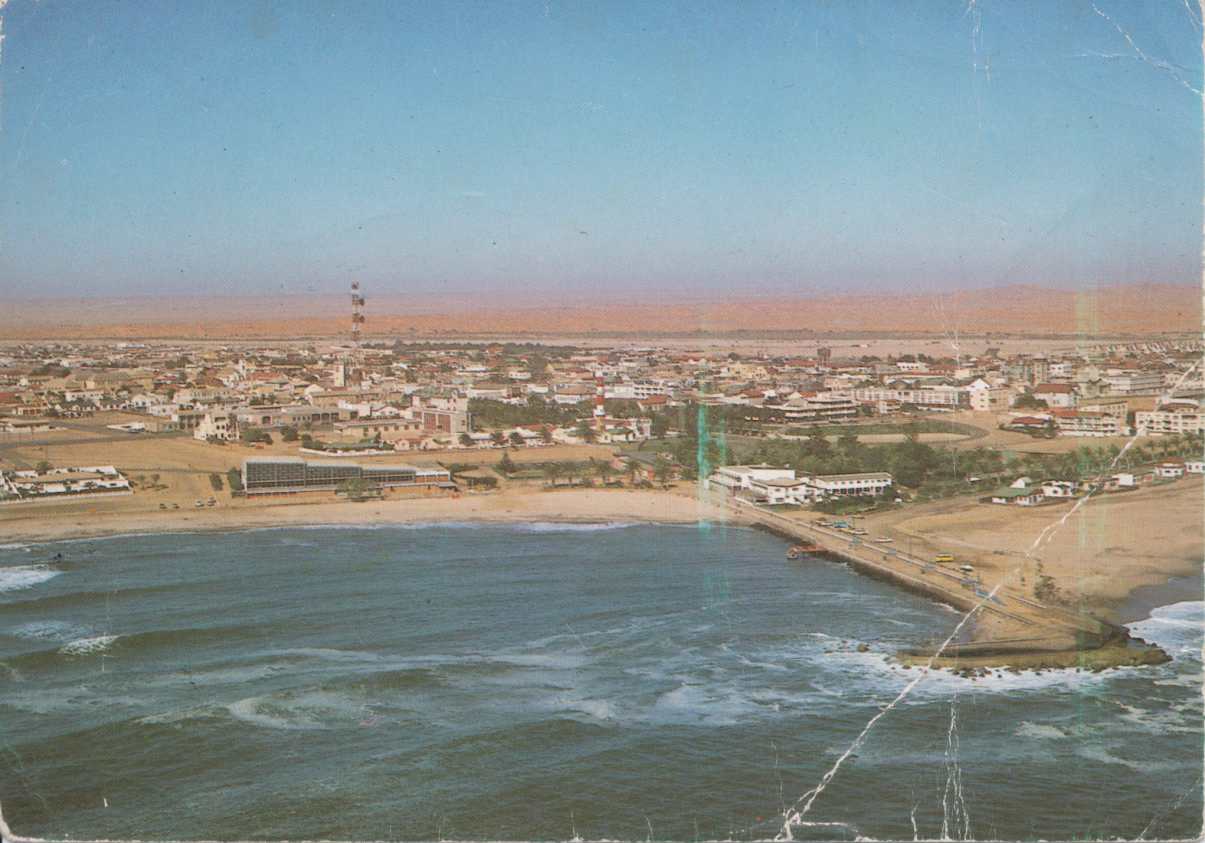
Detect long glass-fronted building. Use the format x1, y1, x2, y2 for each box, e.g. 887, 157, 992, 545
242, 457, 452, 495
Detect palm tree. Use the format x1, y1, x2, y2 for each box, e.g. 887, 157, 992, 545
543, 463, 563, 487
595, 459, 614, 486
653, 455, 673, 485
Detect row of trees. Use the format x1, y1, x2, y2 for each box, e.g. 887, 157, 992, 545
532, 456, 674, 487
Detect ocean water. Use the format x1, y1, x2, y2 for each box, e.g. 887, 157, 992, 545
0, 523, 1200, 841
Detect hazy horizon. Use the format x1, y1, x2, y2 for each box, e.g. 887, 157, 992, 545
0, 1, 1201, 300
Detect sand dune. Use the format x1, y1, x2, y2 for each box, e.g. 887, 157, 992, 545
0, 283, 1196, 338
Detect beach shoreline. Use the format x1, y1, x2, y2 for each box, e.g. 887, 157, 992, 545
3, 486, 1199, 671
0, 487, 744, 546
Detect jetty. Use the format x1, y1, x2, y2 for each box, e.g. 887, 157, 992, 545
723, 498, 1162, 667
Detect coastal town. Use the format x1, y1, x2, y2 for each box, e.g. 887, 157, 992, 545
1, 328, 1201, 667
1, 330, 1201, 508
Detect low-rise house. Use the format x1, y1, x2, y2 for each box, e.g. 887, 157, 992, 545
1040, 479, 1077, 498
989, 486, 1044, 506
1155, 461, 1185, 479
1033, 383, 1077, 408
2, 465, 131, 501
332, 418, 423, 444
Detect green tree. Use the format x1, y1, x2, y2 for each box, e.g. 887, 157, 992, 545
653, 455, 673, 485
490, 430, 506, 446
1014, 393, 1048, 410
459, 432, 474, 447
594, 459, 614, 485
498, 451, 518, 475
280, 425, 299, 442
508, 430, 525, 447
35, 460, 52, 474
543, 462, 563, 487
575, 420, 598, 443
651, 414, 670, 438
338, 475, 367, 500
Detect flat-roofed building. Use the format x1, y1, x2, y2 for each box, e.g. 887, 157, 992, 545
1050, 409, 1127, 437
706, 465, 796, 495
1105, 370, 1165, 395
803, 472, 893, 498
1135, 402, 1205, 435
235, 405, 342, 430
333, 418, 423, 443
242, 457, 451, 495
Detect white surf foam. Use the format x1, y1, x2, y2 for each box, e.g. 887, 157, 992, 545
1127, 600, 1204, 656
0, 564, 60, 593
10, 620, 90, 642
58, 634, 119, 656
1014, 721, 1068, 740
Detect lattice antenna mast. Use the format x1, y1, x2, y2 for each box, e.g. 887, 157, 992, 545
350, 281, 366, 351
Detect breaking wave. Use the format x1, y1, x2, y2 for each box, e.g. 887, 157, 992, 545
58, 634, 120, 656
0, 564, 61, 593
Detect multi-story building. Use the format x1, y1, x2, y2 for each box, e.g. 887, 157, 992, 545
844, 386, 967, 412
1050, 409, 1127, 437
1135, 402, 1205, 435
194, 411, 237, 441
780, 393, 859, 424
1105, 369, 1165, 395
803, 472, 894, 498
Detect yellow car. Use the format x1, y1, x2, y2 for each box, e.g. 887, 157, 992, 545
933, 553, 955, 564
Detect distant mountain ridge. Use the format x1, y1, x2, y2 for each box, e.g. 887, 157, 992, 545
0, 283, 1197, 339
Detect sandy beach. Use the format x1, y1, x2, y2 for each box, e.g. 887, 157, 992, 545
0, 486, 740, 546
865, 477, 1205, 622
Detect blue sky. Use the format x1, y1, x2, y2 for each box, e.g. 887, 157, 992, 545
0, 0, 1200, 299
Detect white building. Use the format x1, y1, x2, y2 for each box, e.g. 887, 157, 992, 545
803, 472, 893, 498
706, 465, 796, 495
1032, 383, 1077, 409
1135, 403, 1205, 435
844, 386, 967, 412
194, 411, 237, 442
1051, 409, 1127, 437
1105, 370, 1165, 395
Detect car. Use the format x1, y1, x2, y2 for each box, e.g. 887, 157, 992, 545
934, 553, 955, 564
194, 500, 205, 508
959, 564, 975, 574
873, 537, 893, 543
159, 503, 167, 510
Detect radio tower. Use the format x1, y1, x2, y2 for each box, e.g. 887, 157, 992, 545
594, 374, 606, 433
350, 281, 366, 350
